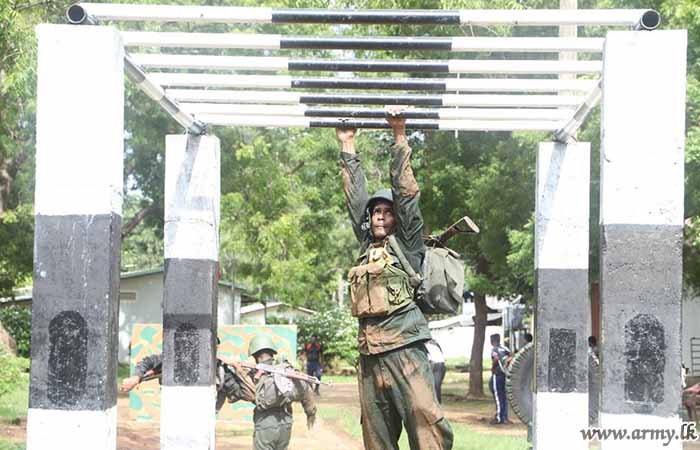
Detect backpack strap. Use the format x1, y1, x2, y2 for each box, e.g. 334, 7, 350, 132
386, 235, 422, 289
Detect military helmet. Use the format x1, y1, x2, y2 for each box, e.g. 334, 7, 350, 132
248, 335, 277, 357
366, 188, 393, 213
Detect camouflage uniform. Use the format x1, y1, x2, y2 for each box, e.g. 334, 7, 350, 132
251, 358, 317, 450
132, 354, 256, 411
340, 141, 454, 450
134, 354, 315, 450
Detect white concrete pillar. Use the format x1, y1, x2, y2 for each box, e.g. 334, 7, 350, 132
27, 25, 124, 450
162, 134, 220, 450
599, 30, 687, 450
533, 142, 590, 449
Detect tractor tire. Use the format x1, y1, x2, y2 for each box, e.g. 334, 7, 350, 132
506, 342, 533, 425
505, 343, 602, 427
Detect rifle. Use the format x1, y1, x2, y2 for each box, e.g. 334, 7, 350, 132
138, 370, 160, 383
425, 215, 479, 247
239, 361, 332, 386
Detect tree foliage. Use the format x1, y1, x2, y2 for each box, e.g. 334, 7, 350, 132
1, 0, 700, 391
296, 305, 358, 366
0, 305, 31, 357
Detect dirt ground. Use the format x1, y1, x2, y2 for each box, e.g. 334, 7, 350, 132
2, 382, 699, 449
0, 382, 524, 450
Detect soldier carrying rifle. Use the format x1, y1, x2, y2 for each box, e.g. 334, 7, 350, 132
122, 335, 318, 450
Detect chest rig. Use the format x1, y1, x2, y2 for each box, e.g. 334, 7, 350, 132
347, 239, 413, 318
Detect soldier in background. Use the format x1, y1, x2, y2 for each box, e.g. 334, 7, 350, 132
489, 333, 511, 425
336, 107, 453, 450
123, 335, 317, 450
425, 339, 446, 404
234, 335, 317, 450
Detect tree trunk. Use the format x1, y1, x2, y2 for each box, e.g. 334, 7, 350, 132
121, 202, 155, 238
0, 159, 13, 217
468, 291, 488, 397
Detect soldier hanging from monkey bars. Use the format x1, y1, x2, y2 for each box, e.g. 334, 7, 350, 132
335, 106, 454, 450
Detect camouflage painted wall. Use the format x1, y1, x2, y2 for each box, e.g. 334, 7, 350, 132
128, 323, 297, 425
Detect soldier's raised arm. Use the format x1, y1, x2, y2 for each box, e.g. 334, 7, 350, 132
336, 127, 370, 243
386, 107, 424, 272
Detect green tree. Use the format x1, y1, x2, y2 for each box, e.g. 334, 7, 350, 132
296, 305, 357, 366
0, 305, 31, 357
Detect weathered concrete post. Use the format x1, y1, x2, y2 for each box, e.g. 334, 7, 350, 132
599, 30, 687, 450
162, 134, 220, 450
534, 142, 590, 449
27, 25, 123, 450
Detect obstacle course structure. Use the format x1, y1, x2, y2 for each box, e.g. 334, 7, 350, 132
28, 4, 686, 450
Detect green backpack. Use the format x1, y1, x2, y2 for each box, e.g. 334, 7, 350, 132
387, 216, 478, 316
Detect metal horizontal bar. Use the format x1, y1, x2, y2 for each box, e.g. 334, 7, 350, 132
71, 4, 659, 29
122, 32, 604, 53
131, 53, 603, 74
167, 89, 584, 107
196, 114, 564, 130
180, 103, 573, 120
149, 73, 596, 93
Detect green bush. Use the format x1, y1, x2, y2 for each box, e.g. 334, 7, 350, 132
296, 305, 357, 367
0, 305, 31, 357
266, 315, 292, 325
0, 347, 28, 398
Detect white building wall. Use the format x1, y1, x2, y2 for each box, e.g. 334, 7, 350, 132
217, 285, 234, 325
118, 273, 163, 363
431, 325, 504, 360
117, 273, 242, 363
241, 309, 265, 325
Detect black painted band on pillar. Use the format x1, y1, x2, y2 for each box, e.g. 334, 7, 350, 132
31, 214, 121, 411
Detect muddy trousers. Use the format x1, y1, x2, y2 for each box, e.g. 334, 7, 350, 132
358, 342, 454, 450
431, 362, 446, 404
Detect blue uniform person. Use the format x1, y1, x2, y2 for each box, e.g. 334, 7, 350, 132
489, 333, 510, 425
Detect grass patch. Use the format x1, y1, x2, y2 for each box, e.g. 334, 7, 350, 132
397, 422, 528, 450
320, 401, 527, 450
0, 439, 25, 450
449, 422, 528, 450
0, 373, 28, 423
316, 404, 362, 440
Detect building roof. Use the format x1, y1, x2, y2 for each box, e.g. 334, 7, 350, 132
240, 301, 316, 316
1, 267, 247, 305
119, 267, 248, 290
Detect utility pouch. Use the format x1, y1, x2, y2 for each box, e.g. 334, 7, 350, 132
348, 253, 413, 318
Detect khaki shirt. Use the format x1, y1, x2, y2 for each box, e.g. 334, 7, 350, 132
340, 141, 431, 355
